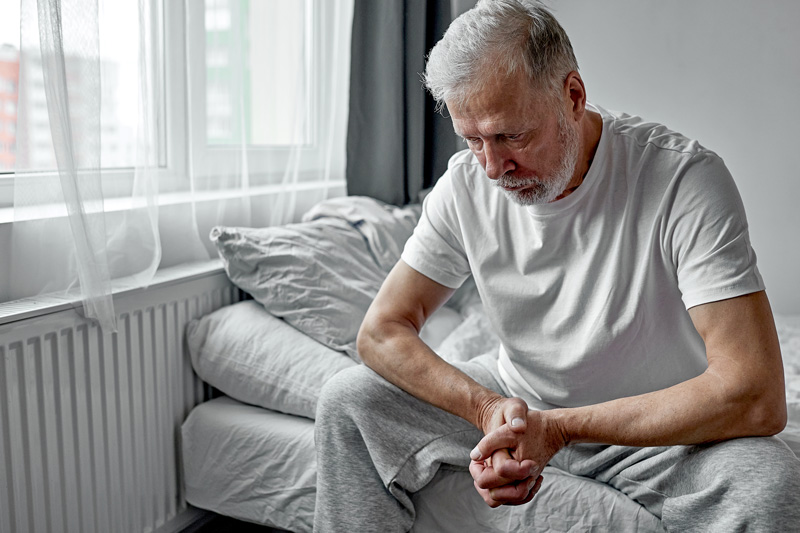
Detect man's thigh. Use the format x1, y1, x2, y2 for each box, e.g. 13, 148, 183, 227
316, 352, 507, 489
551, 436, 800, 531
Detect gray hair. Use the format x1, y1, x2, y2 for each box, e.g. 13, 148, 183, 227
423, 0, 579, 112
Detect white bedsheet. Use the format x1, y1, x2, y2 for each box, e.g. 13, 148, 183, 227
183, 398, 317, 532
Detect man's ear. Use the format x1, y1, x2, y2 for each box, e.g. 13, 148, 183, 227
564, 71, 587, 121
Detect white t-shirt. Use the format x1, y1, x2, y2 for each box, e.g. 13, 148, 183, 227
401, 104, 764, 410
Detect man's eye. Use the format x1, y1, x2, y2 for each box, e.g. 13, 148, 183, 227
505, 134, 522, 141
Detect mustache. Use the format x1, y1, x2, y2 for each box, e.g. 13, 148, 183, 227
494, 174, 541, 189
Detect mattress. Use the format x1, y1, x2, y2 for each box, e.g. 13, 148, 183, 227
183, 396, 664, 532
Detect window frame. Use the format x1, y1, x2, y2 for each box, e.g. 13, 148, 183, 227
184, 0, 342, 187
0, 0, 349, 219
0, 0, 175, 212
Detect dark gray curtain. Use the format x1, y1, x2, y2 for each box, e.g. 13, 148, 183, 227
346, 0, 476, 206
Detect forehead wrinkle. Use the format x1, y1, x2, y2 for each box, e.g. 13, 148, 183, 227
447, 77, 552, 140
454, 118, 508, 139
451, 109, 545, 140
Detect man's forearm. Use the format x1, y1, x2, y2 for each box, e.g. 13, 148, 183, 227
547, 369, 786, 448
546, 293, 787, 448
357, 319, 502, 431
356, 260, 506, 431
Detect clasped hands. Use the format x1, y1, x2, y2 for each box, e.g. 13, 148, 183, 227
469, 396, 567, 508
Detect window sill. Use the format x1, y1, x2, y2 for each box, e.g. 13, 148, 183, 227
0, 178, 345, 224
0, 258, 229, 327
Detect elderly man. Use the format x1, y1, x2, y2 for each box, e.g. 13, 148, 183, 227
313, 1, 800, 531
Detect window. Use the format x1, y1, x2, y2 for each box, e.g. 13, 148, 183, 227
0, 0, 168, 206
0, 0, 351, 308
205, 2, 232, 31
1, 0, 350, 210
185, 0, 348, 188
204, 0, 310, 147
0, 1, 19, 175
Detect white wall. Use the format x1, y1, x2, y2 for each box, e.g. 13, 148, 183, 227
550, 0, 800, 314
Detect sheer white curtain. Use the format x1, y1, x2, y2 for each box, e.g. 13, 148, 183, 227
183, 0, 352, 240
9, 0, 352, 331
12, 0, 163, 332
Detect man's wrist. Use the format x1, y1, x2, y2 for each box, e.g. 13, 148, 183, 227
471, 389, 505, 434
541, 408, 574, 448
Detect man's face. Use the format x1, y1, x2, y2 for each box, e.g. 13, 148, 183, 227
446, 71, 580, 205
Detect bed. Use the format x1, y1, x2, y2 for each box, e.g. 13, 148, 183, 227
181, 195, 800, 532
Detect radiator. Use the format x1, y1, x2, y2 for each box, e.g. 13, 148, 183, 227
0, 263, 243, 533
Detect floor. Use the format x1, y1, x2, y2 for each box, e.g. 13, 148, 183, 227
188, 513, 290, 533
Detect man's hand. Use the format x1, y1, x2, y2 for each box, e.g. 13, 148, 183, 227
469, 401, 569, 507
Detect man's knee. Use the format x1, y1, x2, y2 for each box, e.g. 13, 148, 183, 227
738, 437, 800, 499
705, 436, 797, 478
698, 436, 800, 513
316, 364, 399, 430
660, 437, 800, 531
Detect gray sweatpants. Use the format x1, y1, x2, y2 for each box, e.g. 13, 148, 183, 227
314, 354, 800, 532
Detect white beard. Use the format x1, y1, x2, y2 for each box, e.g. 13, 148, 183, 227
495, 111, 581, 206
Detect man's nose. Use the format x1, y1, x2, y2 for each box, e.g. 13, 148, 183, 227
483, 142, 514, 180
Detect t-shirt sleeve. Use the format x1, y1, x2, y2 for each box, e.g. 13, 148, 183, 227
401, 170, 472, 289
666, 152, 764, 309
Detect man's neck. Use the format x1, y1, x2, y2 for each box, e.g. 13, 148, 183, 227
575, 109, 603, 186
554, 109, 603, 201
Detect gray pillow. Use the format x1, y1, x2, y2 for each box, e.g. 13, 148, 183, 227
210, 217, 387, 360
187, 300, 356, 419
186, 299, 470, 420
301, 196, 421, 273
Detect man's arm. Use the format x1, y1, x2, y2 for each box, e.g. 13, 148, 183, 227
555, 290, 786, 445
358, 259, 523, 434
472, 290, 787, 505
360, 259, 542, 502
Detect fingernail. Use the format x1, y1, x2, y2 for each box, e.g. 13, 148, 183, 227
470, 447, 481, 460
511, 417, 524, 427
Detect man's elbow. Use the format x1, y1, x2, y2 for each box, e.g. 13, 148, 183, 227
758, 400, 787, 436
746, 388, 787, 437
355, 314, 400, 368
356, 319, 380, 368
